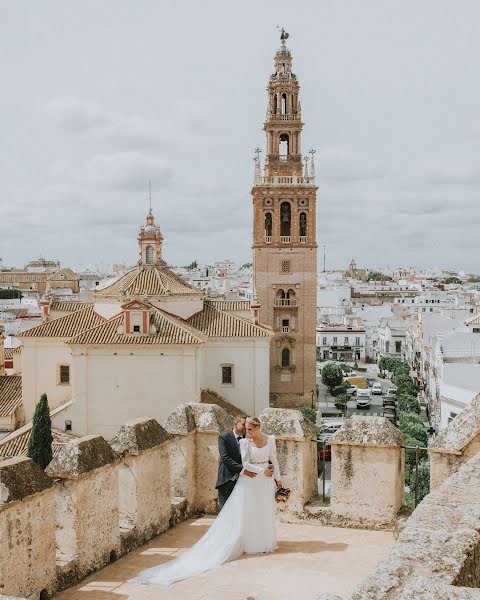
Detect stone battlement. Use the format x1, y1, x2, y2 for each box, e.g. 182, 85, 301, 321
0, 404, 317, 599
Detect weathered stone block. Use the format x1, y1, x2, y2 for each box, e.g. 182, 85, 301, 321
260, 407, 318, 511
47, 435, 120, 591
45, 434, 119, 479
165, 403, 231, 514
110, 417, 172, 455
110, 418, 172, 554
0, 458, 56, 599
330, 416, 405, 525
0, 456, 53, 504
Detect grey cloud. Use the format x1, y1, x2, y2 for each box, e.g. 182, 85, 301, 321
422, 161, 480, 186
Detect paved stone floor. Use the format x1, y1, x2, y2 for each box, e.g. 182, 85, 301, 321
56, 517, 393, 600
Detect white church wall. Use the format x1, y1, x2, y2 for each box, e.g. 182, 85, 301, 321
21, 339, 73, 421
202, 339, 270, 416
69, 346, 201, 438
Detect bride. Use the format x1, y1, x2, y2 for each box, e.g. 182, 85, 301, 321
131, 416, 282, 586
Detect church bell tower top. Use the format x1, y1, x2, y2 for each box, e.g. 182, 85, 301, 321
138, 208, 163, 266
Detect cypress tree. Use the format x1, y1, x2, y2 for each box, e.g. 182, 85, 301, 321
27, 393, 53, 469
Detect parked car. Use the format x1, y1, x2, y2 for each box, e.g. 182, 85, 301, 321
343, 369, 356, 377
320, 419, 345, 435
383, 396, 396, 408
383, 406, 397, 425
346, 384, 358, 396
367, 378, 376, 388
356, 389, 371, 409
386, 388, 397, 396
317, 433, 332, 462
371, 382, 383, 395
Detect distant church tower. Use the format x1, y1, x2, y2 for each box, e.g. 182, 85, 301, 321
252, 30, 318, 407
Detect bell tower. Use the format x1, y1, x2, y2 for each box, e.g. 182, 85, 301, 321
252, 30, 317, 408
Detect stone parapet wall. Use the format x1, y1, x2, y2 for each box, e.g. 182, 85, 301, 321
164, 402, 231, 515
259, 407, 318, 511
0, 458, 56, 599
1, 405, 374, 598
330, 416, 405, 526
429, 393, 480, 491
319, 451, 480, 600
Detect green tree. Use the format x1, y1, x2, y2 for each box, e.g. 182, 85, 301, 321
334, 394, 348, 411
399, 410, 424, 430
367, 271, 393, 282
401, 421, 428, 447
321, 363, 344, 392
298, 405, 317, 424
395, 374, 417, 397
0, 289, 22, 299
185, 260, 198, 269
397, 394, 421, 415
27, 393, 53, 469
444, 276, 462, 285
406, 461, 430, 508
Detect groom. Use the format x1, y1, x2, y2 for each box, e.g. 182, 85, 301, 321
215, 415, 273, 510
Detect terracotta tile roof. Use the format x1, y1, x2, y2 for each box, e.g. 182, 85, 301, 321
0, 400, 75, 459
97, 265, 203, 298
0, 308, 29, 318
188, 301, 272, 338
20, 305, 105, 339
0, 427, 75, 459
206, 299, 252, 311
12, 346, 22, 355
0, 376, 22, 417
50, 301, 93, 312
0, 272, 50, 283
200, 389, 244, 417
67, 306, 206, 345
0, 269, 79, 283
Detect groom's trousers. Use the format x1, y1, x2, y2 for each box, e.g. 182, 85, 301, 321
217, 479, 236, 510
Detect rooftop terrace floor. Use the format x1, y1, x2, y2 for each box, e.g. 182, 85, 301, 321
56, 516, 393, 600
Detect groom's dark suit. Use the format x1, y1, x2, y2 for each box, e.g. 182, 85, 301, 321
215, 430, 244, 510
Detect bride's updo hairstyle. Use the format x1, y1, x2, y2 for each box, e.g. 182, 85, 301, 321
246, 416, 261, 429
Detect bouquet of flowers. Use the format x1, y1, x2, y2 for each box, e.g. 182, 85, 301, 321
275, 486, 291, 503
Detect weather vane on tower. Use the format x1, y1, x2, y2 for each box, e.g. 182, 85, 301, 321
276, 26, 289, 46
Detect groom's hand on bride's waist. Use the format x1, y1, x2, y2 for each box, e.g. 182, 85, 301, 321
244, 469, 257, 478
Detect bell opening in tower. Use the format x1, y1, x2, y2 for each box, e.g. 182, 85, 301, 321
280, 202, 291, 237
279, 133, 289, 157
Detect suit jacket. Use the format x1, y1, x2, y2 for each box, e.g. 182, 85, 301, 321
215, 430, 243, 489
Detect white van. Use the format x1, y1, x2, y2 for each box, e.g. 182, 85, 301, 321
356, 388, 371, 409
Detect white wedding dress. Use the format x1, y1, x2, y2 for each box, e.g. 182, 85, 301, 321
131, 434, 281, 586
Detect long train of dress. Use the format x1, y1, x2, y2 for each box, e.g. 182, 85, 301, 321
130, 434, 280, 586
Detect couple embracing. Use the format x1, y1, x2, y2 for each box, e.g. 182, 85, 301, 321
132, 414, 283, 586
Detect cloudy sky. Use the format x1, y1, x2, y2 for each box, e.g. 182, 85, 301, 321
1, 1, 480, 272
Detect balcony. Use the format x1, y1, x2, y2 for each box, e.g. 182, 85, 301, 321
255, 175, 315, 187
267, 112, 301, 121
299, 236, 307, 243
274, 299, 297, 308
265, 236, 272, 244
280, 236, 291, 243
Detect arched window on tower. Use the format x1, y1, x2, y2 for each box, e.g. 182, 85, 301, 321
281, 348, 291, 368
280, 202, 291, 237
273, 94, 278, 114
264, 212, 272, 239
145, 245, 154, 264
299, 212, 307, 239
279, 133, 289, 157
281, 93, 287, 115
